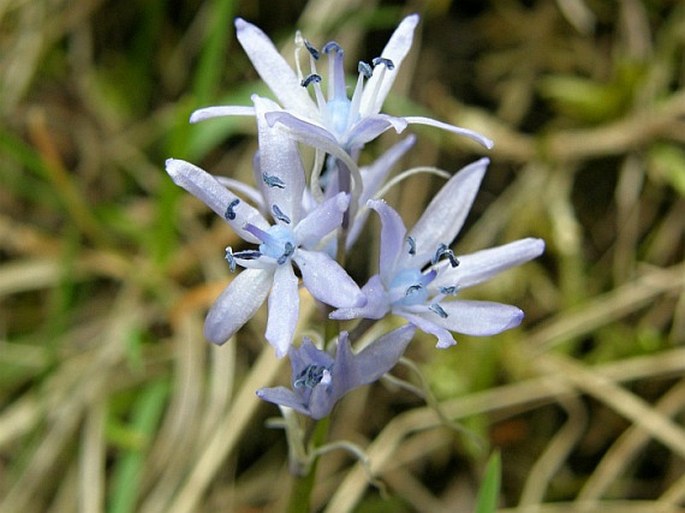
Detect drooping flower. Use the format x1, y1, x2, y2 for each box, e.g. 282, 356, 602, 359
257, 325, 415, 419
190, 15, 492, 162
165, 96, 365, 357
331, 158, 545, 348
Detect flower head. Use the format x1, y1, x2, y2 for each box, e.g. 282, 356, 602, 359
331, 158, 545, 348
257, 325, 415, 419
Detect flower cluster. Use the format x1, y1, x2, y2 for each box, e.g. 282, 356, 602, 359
166, 14, 544, 419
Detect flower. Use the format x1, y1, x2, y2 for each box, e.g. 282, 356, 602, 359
330, 158, 545, 348
257, 325, 416, 419
189, 14, 492, 161
165, 96, 365, 356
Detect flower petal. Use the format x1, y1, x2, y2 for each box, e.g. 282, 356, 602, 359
352, 324, 416, 385
265, 265, 300, 357
432, 238, 545, 291
360, 14, 420, 116
329, 274, 390, 321
428, 300, 524, 336
346, 114, 408, 150
165, 158, 269, 243
400, 311, 457, 348
403, 116, 494, 149
235, 18, 318, 117
404, 158, 488, 268
368, 199, 407, 283
256, 386, 310, 416
204, 268, 273, 345
295, 192, 348, 249
189, 105, 256, 123
253, 95, 306, 225
295, 249, 364, 308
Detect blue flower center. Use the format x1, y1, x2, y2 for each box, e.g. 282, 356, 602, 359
294, 364, 330, 389
258, 225, 296, 265
389, 268, 435, 307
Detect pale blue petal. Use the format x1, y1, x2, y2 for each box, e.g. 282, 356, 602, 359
256, 386, 310, 415
234, 18, 318, 118
189, 105, 255, 123
204, 268, 273, 345
360, 14, 420, 116
329, 274, 390, 321
346, 114, 408, 149
165, 159, 270, 243
428, 300, 524, 336
352, 324, 416, 385
403, 116, 494, 149
294, 192, 348, 249
403, 158, 488, 268
253, 95, 306, 225
400, 311, 457, 348
295, 249, 364, 308
432, 238, 545, 291
265, 265, 299, 358
368, 199, 407, 283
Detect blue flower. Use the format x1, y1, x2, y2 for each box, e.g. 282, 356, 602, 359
257, 326, 415, 419
189, 15, 492, 159
331, 158, 545, 348
165, 96, 365, 357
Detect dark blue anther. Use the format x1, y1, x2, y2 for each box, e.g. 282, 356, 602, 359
301, 73, 322, 87
439, 286, 457, 295
358, 61, 373, 79
272, 204, 291, 224
294, 364, 328, 388
405, 284, 423, 296
224, 198, 240, 220
432, 243, 460, 267
277, 242, 295, 265
304, 39, 320, 60
262, 173, 286, 189
233, 249, 261, 260
372, 57, 395, 70
429, 303, 448, 318
322, 41, 343, 54
406, 236, 416, 256
224, 247, 236, 272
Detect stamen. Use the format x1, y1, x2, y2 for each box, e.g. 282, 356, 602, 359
432, 243, 460, 267
301, 73, 322, 87
372, 57, 395, 70
304, 39, 320, 60
271, 204, 291, 224
224, 247, 236, 272
233, 249, 262, 260
358, 61, 372, 79
406, 236, 417, 256
277, 242, 295, 265
439, 286, 458, 295
322, 41, 343, 54
405, 284, 423, 296
294, 364, 328, 388
224, 198, 240, 220
262, 173, 286, 189
429, 303, 448, 318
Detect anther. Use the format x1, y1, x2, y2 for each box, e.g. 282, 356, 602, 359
405, 284, 423, 296
304, 39, 320, 60
233, 249, 262, 260
432, 243, 460, 267
372, 57, 395, 70
301, 73, 322, 87
277, 242, 295, 265
262, 173, 286, 189
224, 198, 240, 220
224, 247, 236, 272
406, 236, 416, 256
358, 61, 372, 79
271, 204, 291, 224
322, 41, 343, 54
294, 364, 327, 388
439, 286, 458, 295
429, 303, 448, 318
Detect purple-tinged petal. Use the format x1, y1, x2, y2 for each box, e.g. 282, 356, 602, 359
400, 311, 457, 348
428, 300, 524, 336
295, 249, 364, 308
403, 158, 488, 268
368, 199, 407, 283
432, 238, 545, 292
204, 268, 273, 345
329, 275, 390, 321
346, 114, 408, 149
265, 265, 300, 358
360, 14, 420, 116
294, 192, 348, 249
214, 176, 266, 212
190, 105, 256, 123
403, 116, 494, 149
253, 95, 306, 225
352, 324, 415, 385
165, 159, 270, 243
234, 18, 318, 118
256, 386, 310, 415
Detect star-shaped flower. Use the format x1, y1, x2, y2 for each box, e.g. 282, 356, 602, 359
166, 95, 365, 357
331, 158, 545, 348
257, 325, 415, 419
